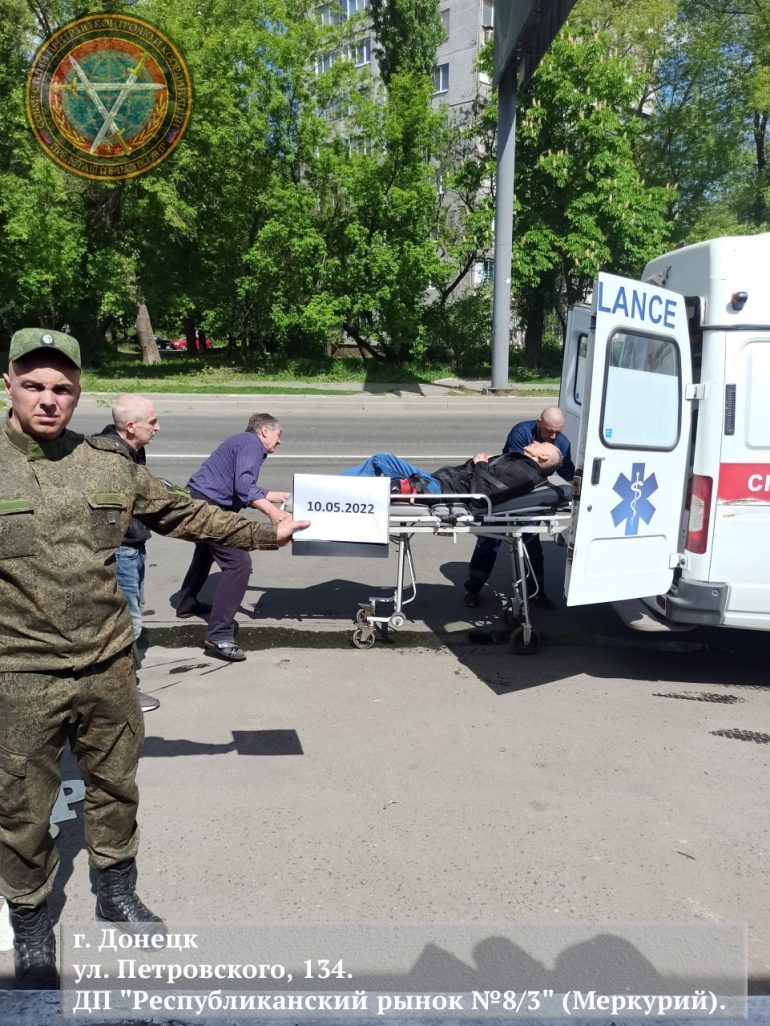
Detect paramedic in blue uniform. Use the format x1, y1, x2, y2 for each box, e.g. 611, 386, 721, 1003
464, 407, 575, 609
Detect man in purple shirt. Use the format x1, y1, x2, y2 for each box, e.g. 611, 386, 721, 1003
175, 413, 290, 661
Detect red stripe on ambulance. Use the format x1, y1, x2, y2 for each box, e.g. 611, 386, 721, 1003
718, 463, 770, 501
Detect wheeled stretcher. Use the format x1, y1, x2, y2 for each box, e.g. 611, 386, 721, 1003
351, 483, 572, 653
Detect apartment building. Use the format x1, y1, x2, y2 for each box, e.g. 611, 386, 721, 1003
317, 0, 494, 111
432, 0, 494, 111
316, 0, 496, 289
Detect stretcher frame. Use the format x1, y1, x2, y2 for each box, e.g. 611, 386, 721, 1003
351, 486, 572, 654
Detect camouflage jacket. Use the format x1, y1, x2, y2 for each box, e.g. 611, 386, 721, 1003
0, 417, 278, 671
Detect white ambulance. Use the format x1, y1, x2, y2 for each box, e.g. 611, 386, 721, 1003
559, 233, 770, 632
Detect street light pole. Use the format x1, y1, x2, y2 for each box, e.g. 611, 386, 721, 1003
490, 61, 517, 393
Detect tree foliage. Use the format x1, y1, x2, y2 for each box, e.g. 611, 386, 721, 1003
642, 0, 770, 237
2, 0, 769, 372
509, 20, 674, 365
367, 0, 445, 87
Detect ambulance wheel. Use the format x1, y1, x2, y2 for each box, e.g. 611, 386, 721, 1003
352, 627, 376, 650
389, 613, 406, 629
511, 627, 541, 655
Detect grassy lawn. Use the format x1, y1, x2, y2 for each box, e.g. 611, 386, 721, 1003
0, 347, 559, 398
80, 377, 359, 396
77, 349, 559, 394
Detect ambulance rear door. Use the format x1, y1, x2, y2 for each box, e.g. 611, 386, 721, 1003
559, 303, 592, 455
565, 272, 693, 606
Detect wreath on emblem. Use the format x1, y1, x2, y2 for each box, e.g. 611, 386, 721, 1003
26, 14, 191, 181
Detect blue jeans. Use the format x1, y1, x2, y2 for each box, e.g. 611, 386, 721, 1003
340, 452, 442, 493
115, 545, 146, 640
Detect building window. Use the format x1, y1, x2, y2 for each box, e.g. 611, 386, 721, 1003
316, 51, 337, 75
440, 8, 450, 39
341, 0, 368, 17
349, 37, 371, 67
346, 136, 374, 156
473, 259, 495, 285
319, 4, 340, 25
432, 63, 449, 95
481, 0, 494, 29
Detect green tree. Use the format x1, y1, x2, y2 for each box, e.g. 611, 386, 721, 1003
511, 21, 674, 366
642, 0, 770, 238
0, 0, 510, 371
367, 0, 445, 86
0, 0, 89, 341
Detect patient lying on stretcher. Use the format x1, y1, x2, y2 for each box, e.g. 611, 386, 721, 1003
340, 441, 562, 508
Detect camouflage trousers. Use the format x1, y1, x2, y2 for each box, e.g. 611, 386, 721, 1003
0, 647, 143, 906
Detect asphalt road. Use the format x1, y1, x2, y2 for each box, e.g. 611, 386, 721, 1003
71, 393, 557, 493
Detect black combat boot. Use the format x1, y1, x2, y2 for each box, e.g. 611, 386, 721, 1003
95, 859, 165, 936
8, 900, 60, 990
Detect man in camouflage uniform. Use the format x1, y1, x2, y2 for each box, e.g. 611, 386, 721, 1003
0, 328, 309, 990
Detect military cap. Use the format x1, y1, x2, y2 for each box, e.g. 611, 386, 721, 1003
9, 327, 81, 369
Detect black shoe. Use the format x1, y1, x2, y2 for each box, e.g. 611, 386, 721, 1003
95, 859, 165, 939
204, 639, 246, 662
176, 600, 212, 619
532, 591, 557, 610
137, 689, 160, 713
8, 900, 60, 990
463, 591, 481, 608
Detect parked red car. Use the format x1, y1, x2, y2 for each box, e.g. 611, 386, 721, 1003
171, 334, 211, 350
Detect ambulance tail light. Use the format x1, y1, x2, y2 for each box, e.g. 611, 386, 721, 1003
685, 474, 712, 554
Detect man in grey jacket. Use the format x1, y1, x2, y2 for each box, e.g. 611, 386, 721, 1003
99, 395, 161, 712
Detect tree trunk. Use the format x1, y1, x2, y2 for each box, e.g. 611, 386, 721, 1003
524, 303, 545, 369
135, 303, 161, 365
183, 313, 197, 354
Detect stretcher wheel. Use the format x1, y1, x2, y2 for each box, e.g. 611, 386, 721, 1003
502, 606, 520, 628
389, 613, 406, 629
352, 627, 376, 650
355, 605, 373, 625
511, 627, 541, 655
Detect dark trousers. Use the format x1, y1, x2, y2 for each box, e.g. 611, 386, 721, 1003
0, 649, 142, 906
465, 534, 544, 595
178, 540, 252, 643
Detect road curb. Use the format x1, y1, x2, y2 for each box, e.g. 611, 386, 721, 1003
139, 624, 722, 656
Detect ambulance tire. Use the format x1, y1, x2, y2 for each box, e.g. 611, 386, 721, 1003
511, 627, 541, 655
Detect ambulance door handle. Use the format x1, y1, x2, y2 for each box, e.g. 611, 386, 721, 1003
591, 457, 604, 485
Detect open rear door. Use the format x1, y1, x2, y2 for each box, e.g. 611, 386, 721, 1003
565, 272, 693, 606
558, 303, 592, 456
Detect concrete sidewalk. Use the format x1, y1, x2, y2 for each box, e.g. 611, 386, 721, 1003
2, 623, 769, 1024
77, 379, 559, 401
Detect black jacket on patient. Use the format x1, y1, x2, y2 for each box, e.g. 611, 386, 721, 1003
432, 451, 548, 508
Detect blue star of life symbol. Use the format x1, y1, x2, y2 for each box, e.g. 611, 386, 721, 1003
611, 463, 658, 536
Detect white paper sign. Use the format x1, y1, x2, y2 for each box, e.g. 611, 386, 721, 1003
293, 474, 390, 544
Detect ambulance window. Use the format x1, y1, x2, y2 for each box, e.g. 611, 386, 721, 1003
685, 296, 703, 382
573, 333, 588, 404
601, 330, 681, 450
